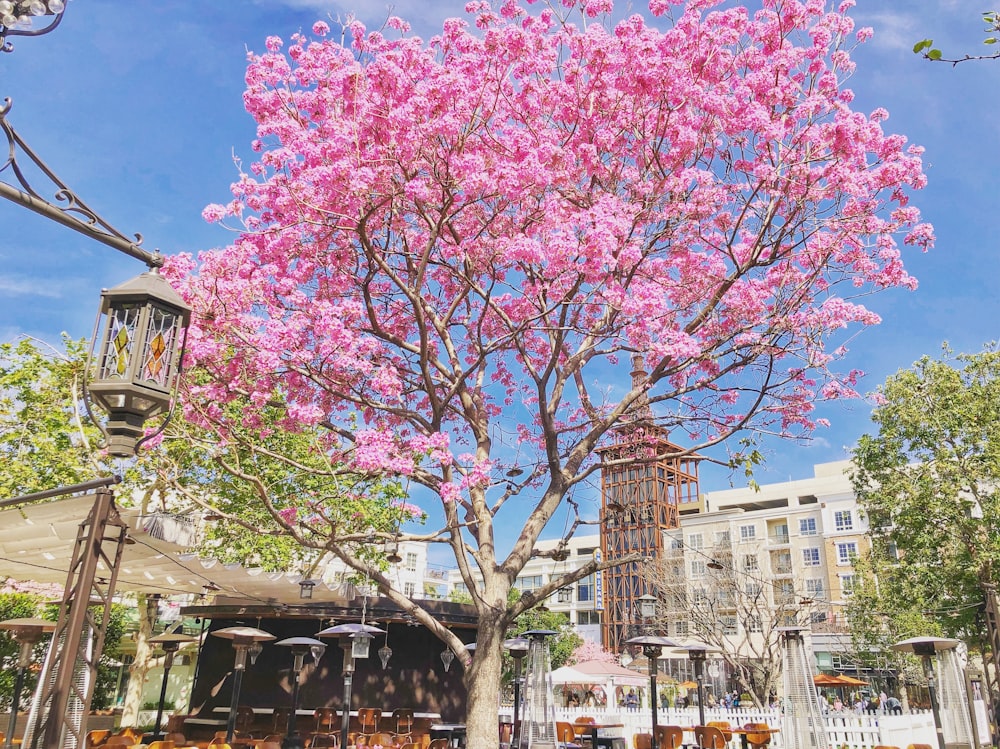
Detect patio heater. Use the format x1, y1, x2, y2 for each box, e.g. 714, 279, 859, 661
276, 636, 327, 749
212, 626, 276, 743
147, 632, 197, 741
518, 629, 558, 749
672, 641, 715, 728
779, 627, 829, 749
891, 636, 973, 749
623, 635, 679, 749
504, 637, 530, 748
0, 618, 55, 749
317, 622, 385, 749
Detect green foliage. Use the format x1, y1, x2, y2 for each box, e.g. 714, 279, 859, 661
850, 344, 1000, 666
0, 337, 113, 499
914, 11, 1000, 63
505, 589, 582, 671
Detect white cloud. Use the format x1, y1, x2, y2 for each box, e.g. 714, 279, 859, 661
0, 276, 61, 298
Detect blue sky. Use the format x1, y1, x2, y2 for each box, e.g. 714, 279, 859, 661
1, 0, 998, 506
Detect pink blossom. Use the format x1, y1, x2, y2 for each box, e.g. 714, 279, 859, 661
201, 203, 227, 223
313, 21, 330, 36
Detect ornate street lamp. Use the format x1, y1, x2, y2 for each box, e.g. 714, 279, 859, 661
0, 0, 66, 52
212, 626, 275, 743
147, 632, 196, 741
317, 622, 385, 749
503, 637, 530, 749
86, 271, 192, 458
298, 578, 318, 600
0, 617, 55, 749
624, 635, 679, 749
276, 636, 327, 749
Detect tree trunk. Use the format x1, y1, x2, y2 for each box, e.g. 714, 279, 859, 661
464, 607, 507, 749
121, 594, 155, 727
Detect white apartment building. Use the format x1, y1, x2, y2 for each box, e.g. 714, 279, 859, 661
446, 534, 605, 643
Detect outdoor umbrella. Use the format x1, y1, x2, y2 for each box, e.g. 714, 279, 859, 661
813, 674, 846, 686
835, 674, 869, 686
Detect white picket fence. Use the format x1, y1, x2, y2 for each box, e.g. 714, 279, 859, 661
497, 705, 938, 749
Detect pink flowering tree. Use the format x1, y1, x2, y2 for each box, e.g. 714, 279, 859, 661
570, 640, 619, 666
167, 0, 931, 743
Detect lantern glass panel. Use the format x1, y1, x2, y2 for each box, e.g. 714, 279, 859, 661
351, 635, 371, 659
142, 306, 181, 387
100, 304, 141, 380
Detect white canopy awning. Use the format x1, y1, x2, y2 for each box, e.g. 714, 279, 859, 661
0, 493, 348, 604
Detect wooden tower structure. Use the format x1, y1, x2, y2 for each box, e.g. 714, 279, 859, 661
598, 357, 700, 652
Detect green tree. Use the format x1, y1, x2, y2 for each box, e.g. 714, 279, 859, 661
914, 11, 1000, 63
850, 344, 1000, 688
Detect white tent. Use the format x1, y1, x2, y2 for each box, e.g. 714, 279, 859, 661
550, 665, 594, 685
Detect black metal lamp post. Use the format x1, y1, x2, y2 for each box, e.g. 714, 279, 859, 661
275, 637, 327, 749
0, 617, 55, 749
503, 637, 530, 748
316, 622, 385, 749
890, 636, 960, 749
147, 632, 196, 742
624, 635, 679, 749
212, 626, 275, 743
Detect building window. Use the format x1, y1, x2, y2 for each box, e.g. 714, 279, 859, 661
691, 560, 706, 577
404, 582, 415, 597
674, 620, 689, 637
577, 547, 596, 556
578, 575, 594, 602
834, 510, 854, 531
806, 579, 824, 597
841, 574, 856, 595
745, 582, 763, 597
578, 610, 601, 626
743, 554, 758, 572
516, 574, 544, 592
693, 588, 709, 606
810, 611, 828, 624
405, 552, 418, 572
739, 525, 756, 541
802, 548, 821, 567
687, 533, 704, 549
746, 616, 762, 633
837, 542, 858, 565
715, 530, 731, 544
771, 524, 789, 544
799, 518, 817, 536
720, 616, 738, 635
557, 587, 573, 603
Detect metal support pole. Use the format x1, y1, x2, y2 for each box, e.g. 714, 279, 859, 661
512, 658, 523, 749
225, 647, 249, 744
646, 651, 659, 749
152, 651, 175, 742
283, 652, 306, 749
922, 655, 946, 749
693, 657, 706, 728
339, 646, 354, 749
5, 657, 27, 749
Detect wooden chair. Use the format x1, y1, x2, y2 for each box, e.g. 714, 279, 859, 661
236, 707, 256, 736
87, 729, 112, 748
357, 708, 382, 734
105, 737, 136, 748
272, 709, 291, 735
428, 740, 450, 749
315, 708, 338, 733
693, 726, 728, 749
146, 741, 175, 749
556, 722, 583, 749
263, 736, 283, 744
742, 724, 772, 749
309, 735, 338, 748
654, 726, 684, 749
258, 743, 282, 749
706, 722, 733, 744
907, 745, 934, 749
633, 733, 652, 749
370, 732, 395, 747
391, 708, 415, 734
207, 743, 232, 749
